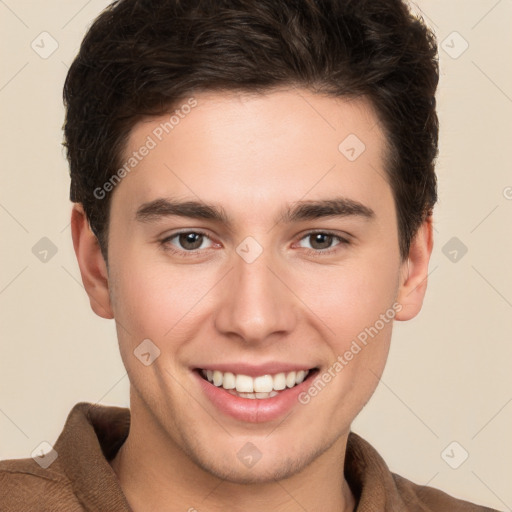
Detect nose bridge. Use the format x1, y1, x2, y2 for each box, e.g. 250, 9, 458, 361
214, 243, 297, 343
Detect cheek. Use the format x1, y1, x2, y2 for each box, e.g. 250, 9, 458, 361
297, 262, 398, 414
108, 257, 214, 394
292, 252, 400, 343
109, 250, 218, 342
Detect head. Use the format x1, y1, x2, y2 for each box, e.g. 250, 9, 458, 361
66, 0, 438, 484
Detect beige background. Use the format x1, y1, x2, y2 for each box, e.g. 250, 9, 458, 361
1, 0, 511, 509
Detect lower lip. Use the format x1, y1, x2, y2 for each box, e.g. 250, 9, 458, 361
193, 370, 317, 423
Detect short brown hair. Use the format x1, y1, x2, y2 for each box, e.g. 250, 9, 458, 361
63, 0, 439, 261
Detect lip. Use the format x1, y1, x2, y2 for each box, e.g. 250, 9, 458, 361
193, 362, 314, 377
193, 367, 318, 423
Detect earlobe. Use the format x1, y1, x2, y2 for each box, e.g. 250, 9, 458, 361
395, 217, 434, 321
70, 204, 114, 319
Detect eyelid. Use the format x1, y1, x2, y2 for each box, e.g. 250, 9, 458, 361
160, 229, 217, 253
296, 228, 351, 242
294, 230, 351, 254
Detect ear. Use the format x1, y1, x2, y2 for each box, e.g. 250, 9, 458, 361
395, 216, 434, 321
70, 203, 114, 319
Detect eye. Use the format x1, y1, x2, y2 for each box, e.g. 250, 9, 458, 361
161, 231, 214, 253
297, 231, 349, 253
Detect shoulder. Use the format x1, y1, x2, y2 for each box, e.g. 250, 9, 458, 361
346, 432, 500, 511
392, 472, 501, 512
0, 456, 83, 511
0, 402, 130, 511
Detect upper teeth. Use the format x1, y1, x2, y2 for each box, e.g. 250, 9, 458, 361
202, 369, 310, 393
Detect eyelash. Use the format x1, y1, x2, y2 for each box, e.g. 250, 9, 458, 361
159, 230, 351, 258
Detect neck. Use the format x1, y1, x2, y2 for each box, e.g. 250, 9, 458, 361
110, 396, 356, 512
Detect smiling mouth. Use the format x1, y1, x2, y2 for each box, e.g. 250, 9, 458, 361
196, 368, 319, 399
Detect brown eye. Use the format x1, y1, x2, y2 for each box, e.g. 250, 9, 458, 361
308, 233, 334, 250
177, 232, 204, 250
161, 231, 214, 254
297, 231, 349, 253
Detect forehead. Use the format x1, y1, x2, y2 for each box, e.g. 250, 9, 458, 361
112, 88, 392, 223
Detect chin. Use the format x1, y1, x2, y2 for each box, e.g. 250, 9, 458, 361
185, 437, 332, 485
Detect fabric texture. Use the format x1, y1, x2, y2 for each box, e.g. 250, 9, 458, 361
0, 402, 501, 511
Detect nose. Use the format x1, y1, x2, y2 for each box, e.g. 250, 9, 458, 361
214, 245, 298, 345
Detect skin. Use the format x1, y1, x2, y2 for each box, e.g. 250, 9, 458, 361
71, 88, 433, 512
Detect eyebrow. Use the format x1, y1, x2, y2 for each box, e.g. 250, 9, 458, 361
135, 197, 375, 225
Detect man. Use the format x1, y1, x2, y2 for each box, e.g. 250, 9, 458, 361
0, 0, 501, 510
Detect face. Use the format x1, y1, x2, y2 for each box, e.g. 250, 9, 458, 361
83, 89, 420, 483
